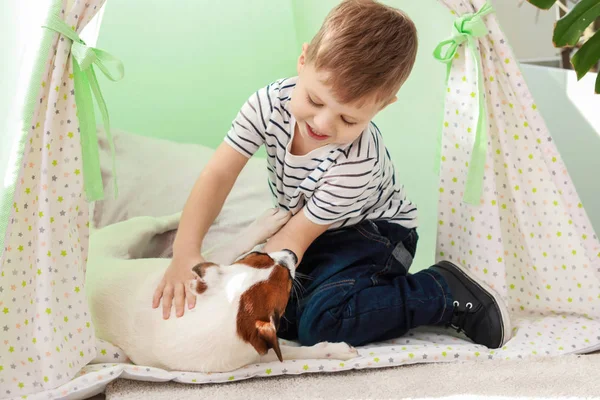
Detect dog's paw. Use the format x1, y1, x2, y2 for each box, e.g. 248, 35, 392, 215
246, 208, 292, 242
314, 342, 359, 361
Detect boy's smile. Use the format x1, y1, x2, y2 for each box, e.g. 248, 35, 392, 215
305, 123, 330, 141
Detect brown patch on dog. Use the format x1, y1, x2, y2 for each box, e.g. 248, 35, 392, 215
237, 262, 292, 362
191, 262, 218, 294
237, 252, 275, 269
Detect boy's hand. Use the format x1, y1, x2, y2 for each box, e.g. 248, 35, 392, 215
152, 255, 204, 319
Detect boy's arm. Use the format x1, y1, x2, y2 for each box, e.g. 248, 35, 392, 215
171, 142, 249, 260
262, 209, 331, 264
154, 82, 278, 318
153, 142, 249, 319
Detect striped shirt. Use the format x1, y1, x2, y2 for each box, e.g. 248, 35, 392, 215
224, 77, 418, 230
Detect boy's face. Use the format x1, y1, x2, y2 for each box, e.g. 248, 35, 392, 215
289, 44, 396, 154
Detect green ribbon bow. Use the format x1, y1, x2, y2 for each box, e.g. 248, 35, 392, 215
43, 13, 123, 201
432, 2, 494, 205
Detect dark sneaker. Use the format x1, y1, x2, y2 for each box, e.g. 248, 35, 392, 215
429, 260, 511, 349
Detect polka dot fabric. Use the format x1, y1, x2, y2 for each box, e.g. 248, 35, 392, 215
436, 0, 600, 355
0, 0, 107, 398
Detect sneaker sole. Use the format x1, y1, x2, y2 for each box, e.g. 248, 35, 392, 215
437, 260, 512, 348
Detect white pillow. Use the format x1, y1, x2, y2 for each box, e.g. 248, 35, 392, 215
93, 127, 273, 254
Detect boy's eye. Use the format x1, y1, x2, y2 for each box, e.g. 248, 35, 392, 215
306, 95, 323, 107
341, 117, 356, 126
306, 94, 356, 126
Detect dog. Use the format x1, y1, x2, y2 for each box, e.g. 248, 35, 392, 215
86, 208, 359, 373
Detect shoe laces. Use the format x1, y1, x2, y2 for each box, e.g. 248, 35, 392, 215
446, 300, 473, 333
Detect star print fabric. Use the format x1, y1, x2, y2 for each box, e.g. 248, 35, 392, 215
0, 0, 107, 398
435, 0, 600, 358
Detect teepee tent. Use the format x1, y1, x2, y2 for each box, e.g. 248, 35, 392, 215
0, 0, 119, 398
0, 0, 598, 398
434, 0, 600, 356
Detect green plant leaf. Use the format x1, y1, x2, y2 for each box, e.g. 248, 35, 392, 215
526, 0, 557, 10
595, 72, 600, 93
572, 30, 600, 79
553, 0, 600, 47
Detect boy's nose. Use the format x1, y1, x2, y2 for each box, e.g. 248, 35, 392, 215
313, 113, 334, 135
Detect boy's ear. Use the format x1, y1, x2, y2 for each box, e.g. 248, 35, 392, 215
297, 42, 309, 73
380, 95, 398, 111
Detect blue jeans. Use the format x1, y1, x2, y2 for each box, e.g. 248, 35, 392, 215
278, 219, 455, 346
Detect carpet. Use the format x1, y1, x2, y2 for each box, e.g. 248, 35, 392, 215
100, 352, 600, 399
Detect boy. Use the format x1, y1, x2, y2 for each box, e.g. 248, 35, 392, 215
152, 0, 511, 349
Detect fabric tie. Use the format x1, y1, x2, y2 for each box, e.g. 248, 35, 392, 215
43, 13, 123, 201
433, 2, 494, 205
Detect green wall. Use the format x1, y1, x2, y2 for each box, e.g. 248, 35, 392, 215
96, 0, 299, 149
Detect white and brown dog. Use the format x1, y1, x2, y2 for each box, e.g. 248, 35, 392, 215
86, 208, 358, 373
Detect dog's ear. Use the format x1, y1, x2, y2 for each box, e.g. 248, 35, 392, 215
255, 313, 282, 362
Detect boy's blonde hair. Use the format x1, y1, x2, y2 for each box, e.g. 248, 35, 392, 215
306, 0, 418, 106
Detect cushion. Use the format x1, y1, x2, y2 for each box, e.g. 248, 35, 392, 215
93, 127, 273, 254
